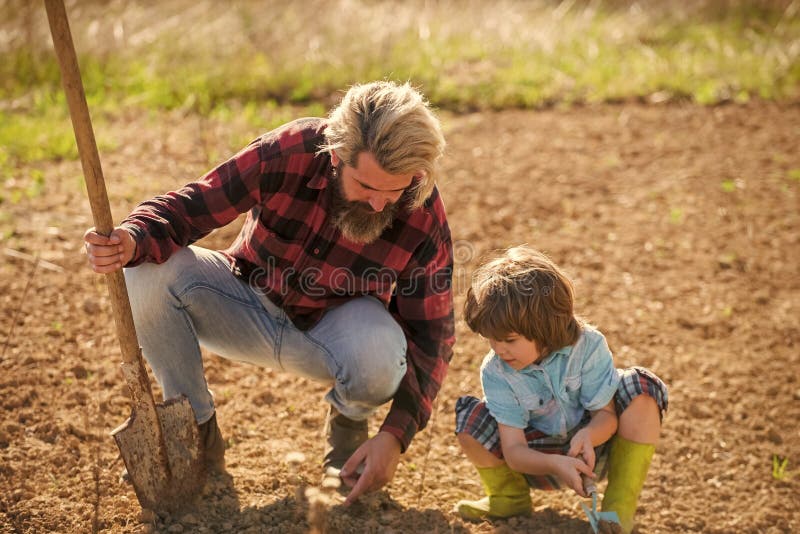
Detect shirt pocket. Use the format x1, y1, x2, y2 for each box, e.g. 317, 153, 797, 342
561, 374, 582, 405
245, 228, 303, 294
518, 392, 551, 415
268, 223, 305, 249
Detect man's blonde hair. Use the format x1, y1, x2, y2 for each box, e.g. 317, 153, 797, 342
464, 245, 583, 353
321, 81, 445, 209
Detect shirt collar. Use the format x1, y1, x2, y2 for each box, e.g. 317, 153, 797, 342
506, 345, 573, 373
549, 345, 573, 359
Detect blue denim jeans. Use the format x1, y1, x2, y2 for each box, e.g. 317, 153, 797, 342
124, 246, 408, 425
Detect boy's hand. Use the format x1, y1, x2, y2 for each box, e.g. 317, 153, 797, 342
549, 454, 594, 498
567, 428, 596, 470
84, 227, 136, 273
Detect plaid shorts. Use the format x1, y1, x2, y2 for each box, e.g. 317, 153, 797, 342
454, 366, 668, 490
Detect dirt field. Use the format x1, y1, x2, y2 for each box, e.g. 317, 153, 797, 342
1, 102, 799, 533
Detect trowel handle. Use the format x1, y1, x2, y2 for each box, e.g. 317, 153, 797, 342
44, 0, 143, 370
582, 474, 597, 496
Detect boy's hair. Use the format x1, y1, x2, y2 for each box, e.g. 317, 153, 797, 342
464, 245, 583, 352
321, 80, 445, 210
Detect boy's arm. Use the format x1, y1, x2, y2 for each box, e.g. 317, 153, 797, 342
498, 423, 593, 497
567, 399, 618, 470
498, 423, 552, 475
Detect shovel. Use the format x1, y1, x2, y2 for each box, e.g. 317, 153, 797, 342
581, 475, 622, 533
45, 0, 205, 513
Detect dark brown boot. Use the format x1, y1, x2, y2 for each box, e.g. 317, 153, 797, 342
199, 412, 226, 473
322, 405, 368, 475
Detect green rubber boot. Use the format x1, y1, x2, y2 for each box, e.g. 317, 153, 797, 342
456, 463, 531, 521
601, 436, 656, 534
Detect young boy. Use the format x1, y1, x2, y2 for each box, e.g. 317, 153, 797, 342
454, 246, 667, 533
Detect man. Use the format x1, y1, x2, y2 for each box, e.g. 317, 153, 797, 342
84, 81, 455, 505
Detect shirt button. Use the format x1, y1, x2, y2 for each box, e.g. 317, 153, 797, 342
313, 248, 320, 255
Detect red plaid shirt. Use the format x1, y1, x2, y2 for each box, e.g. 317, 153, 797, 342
120, 118, 455, 450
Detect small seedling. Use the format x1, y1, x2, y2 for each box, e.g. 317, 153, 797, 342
772, 455, 790, 480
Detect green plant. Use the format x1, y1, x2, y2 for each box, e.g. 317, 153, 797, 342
772, 455, 791, 480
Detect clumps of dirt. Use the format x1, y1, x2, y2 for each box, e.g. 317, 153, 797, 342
299, 485, 338, 534
598, 519, 624, 534
1, 102, 799, 532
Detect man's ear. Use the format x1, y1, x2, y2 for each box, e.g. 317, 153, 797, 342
330, 149, 340, 167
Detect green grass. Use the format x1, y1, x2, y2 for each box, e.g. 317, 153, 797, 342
0, 106, 77, 169
1, 0, 798, 170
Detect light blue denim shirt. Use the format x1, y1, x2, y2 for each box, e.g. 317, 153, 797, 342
480, 325, 620, 439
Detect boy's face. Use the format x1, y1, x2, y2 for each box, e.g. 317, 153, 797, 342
488, 333, 544, 370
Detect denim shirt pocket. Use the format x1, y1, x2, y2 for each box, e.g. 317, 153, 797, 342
562, 374, 582, 405
519, 392, 550, 415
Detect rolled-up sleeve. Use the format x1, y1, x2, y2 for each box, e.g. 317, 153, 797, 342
121, 138, 265, 266
481, 362, 529, 429
579, 332, 620, 411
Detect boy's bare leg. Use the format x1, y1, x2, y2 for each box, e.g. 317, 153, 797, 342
617, 394, 661, 445
457, 433, 505, 468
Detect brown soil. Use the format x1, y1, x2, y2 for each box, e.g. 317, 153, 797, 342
1, 102, 799, 533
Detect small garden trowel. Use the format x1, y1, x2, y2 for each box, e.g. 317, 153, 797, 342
581, 475, 622, 533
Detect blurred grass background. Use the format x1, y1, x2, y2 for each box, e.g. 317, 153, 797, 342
1, 0, 799, 173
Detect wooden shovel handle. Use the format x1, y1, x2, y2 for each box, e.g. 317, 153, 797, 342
44, 0, 141, 368
582, 473, 597, 496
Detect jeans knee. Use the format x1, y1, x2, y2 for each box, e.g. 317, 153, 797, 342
343, 348, 406, 405
335, 314, 407, 406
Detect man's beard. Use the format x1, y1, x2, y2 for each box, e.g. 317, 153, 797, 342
330, 167, 401, 244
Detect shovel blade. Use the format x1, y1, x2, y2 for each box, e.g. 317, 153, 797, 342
112, 395, 205, 513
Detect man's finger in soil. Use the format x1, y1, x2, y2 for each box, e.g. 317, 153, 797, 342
343, 470, 374, 506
